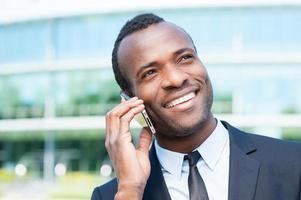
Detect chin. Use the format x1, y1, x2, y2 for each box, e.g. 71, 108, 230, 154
177, 117, 208, 136
156, 112, 210, 138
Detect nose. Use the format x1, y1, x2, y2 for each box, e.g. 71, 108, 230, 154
161, 66, 189, 89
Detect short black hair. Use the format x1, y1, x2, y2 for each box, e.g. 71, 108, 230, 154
111, 13, 164, 92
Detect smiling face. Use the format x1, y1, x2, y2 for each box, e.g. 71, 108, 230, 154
118, 22, 213, 138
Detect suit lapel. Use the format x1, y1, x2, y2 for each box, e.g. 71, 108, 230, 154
222, 121, 260, 200
143, 144, 172, 200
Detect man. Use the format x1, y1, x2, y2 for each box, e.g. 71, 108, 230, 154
91, 13, 301, 200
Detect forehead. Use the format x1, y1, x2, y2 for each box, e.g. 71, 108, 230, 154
117, 22, 195, 71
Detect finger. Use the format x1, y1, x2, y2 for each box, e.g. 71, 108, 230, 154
106, 98, 144, 150
106, 98, 143, 137
105, 113, 117, 147
110, 97, 142, 119
119, 104, 145, 135
137, 128, 153, 153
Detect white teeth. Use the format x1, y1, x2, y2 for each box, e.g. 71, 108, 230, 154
166, 92, 195, 108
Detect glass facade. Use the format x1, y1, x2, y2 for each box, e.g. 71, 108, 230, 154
1, 7, 301, 62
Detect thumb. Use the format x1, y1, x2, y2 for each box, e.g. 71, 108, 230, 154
137, 128, 153, 153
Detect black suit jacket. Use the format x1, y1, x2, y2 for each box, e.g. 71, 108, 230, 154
91, 121, 301, 200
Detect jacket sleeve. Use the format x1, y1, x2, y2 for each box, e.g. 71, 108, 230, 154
90, 179, 118, 200
91, 187, 103, 200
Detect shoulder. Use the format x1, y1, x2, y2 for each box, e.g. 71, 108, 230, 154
248, 131, 301, 150
91, 178, 118, 200
242, 128, 300, 154
222, 121, 301, 162
246, 132, 301, 160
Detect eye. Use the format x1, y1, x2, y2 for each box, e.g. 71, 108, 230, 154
142, 69, 156, 79
179, 54, 193, 63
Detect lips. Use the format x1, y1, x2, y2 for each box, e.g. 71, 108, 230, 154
165, 91, 196, 108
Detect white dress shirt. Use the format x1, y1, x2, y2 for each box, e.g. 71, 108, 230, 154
155, 119, 230, 200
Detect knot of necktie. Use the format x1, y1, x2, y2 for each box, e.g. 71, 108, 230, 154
184, 151, 201, 167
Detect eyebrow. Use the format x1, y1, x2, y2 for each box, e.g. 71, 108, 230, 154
173, 47, 195, 56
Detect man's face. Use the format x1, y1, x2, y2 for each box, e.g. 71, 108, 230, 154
118, 22, 213, 137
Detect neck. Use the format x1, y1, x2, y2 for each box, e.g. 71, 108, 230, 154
155, 114, 217, 153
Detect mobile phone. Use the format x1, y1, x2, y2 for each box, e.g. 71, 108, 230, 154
120, 91, 156, 134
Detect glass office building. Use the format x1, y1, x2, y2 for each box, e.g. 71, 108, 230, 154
1, 3, 301, 177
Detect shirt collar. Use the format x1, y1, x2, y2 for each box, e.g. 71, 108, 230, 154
196, 119, 229, 171
155, 119, 229, 179
155, 139, 185, 179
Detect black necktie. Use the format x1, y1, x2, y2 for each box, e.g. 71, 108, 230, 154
184, 151, 209, 200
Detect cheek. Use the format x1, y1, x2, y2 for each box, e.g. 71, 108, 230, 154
187, 64, 208, 82
134, 82, 160, 104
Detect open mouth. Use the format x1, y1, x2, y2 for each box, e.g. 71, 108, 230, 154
165, 91, 196, 108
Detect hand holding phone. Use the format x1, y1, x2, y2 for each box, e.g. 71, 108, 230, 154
105, 94, 152, 197
120, 91, 156, 134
